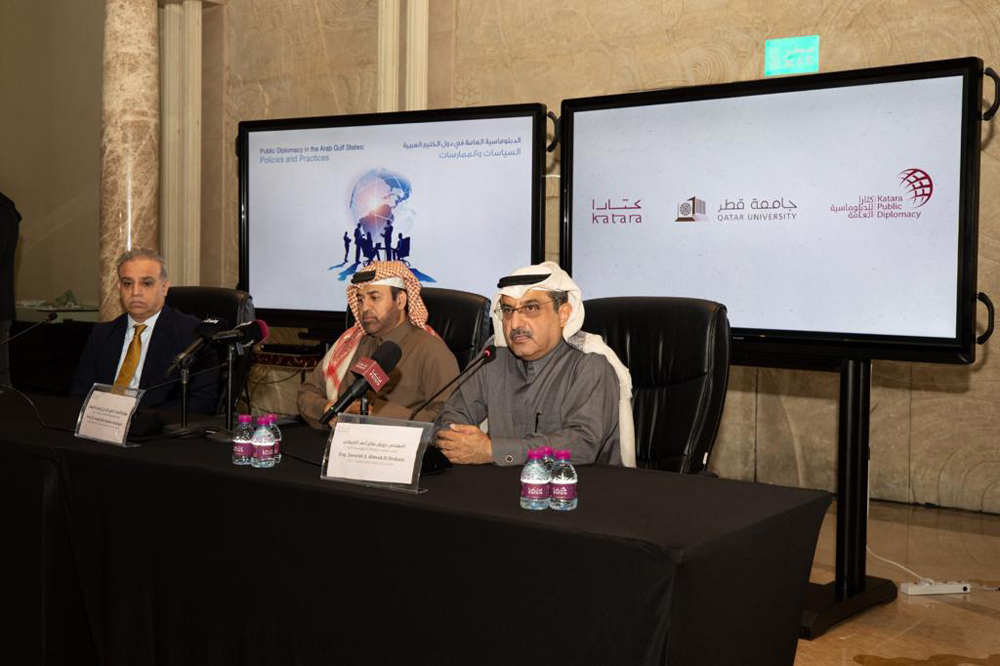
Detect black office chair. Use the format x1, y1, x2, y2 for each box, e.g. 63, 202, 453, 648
165, 286, 256, 414
420, 287, 492, 370
582, 297, 730, 474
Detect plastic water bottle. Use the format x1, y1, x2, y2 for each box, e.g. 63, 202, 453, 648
265, 413, 282, 464
250, 416, 276, 469
520, 448, 551, 510
231, 414, 254, 465
549, 449, 578, 511
540, 445, 555, 473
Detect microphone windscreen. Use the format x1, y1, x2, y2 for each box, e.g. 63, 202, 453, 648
483, 344, 497, 361
254, 319, 270, 343
372, 340, 402, 373
194, 317, 228, 339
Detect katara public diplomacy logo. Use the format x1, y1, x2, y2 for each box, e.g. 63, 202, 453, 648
830, 168, 934, 220
898, 168, 933, 207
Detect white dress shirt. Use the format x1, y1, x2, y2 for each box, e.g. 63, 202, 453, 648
113, 309, 162, 390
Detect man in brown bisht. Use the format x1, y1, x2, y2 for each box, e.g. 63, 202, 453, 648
297, 260, 459, 428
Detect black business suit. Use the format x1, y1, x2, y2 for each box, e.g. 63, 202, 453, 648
70, 305, 219, 414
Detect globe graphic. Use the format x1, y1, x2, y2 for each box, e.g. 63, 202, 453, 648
349, 168, 412, 237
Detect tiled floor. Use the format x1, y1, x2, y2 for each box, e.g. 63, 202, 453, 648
794, 501, 1000, 665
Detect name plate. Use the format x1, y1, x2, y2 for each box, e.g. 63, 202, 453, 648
321, 413, 432, 493
75, 383, 145, 447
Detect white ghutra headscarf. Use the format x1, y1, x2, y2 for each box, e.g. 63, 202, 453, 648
492, 261, 636, 468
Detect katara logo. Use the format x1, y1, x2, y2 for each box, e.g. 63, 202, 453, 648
898, 168, 933, 208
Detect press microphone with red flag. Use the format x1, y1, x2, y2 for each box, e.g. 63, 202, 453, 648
165, 317, 228, 378
319, 341, 402, 425
408, 344, 497, 420
212, 319, 269, 346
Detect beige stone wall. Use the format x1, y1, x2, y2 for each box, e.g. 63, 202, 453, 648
0, 0, 104, 304
212, 0, 1000, 512
424, 0, 1000, 512
208, 0, 379, 290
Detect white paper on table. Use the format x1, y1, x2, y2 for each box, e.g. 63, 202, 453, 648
325, 421, 424, 485
76, 388, 141, 445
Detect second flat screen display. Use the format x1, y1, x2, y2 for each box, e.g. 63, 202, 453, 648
567, 73, 966, 342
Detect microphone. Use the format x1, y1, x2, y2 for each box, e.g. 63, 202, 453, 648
319, 341, 402, 426
165, 317, 228, 378
212, 319, 269, 346
0, 312, 57, 347
408, 344, 497, 420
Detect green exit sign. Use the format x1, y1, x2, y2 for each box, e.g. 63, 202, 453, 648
764, 35, 820, 76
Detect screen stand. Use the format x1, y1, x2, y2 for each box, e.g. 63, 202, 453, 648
799, 358, 897, 638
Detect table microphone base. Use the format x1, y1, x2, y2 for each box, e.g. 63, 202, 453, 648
205, 428, 234, 444
163, 423, 208, 438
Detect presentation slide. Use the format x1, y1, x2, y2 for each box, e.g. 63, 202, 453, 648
570, 75, 964, 339
246, 115, 535, 313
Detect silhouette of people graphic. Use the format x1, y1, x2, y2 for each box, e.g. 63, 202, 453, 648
382, 222, 394, 261
342, 231, 350, 263
363, 232, 383, 263
353, 223, 363, 263
395, 233, 411, 263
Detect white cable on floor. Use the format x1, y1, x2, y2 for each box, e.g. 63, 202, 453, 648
864, 462, 998, 592
865, 545, 933, 583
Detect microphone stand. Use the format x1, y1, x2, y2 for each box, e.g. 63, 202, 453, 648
205, 340, 248, 443
164, 356, 196, 436
0, 312, 57, 347
408, 348, 495, 420
225, 343, 237, 431
180, 365, 189, 428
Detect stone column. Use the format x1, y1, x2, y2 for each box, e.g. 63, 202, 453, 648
99, 0, 160, 321
405, 0, 429, 111
160, 0, 202, 288
378, 0, 401, 113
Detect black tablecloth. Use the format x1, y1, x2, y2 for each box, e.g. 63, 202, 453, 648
0, 393, 830, 666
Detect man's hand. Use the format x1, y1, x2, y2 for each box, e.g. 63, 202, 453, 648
437, 423, 492, 464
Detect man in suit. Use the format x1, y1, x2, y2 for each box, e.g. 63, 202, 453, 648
70, 248, 218, 414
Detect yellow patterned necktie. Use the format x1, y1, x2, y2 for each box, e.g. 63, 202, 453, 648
114, 324, 147, 388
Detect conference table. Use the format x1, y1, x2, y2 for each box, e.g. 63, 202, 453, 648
1, 393, 830, 666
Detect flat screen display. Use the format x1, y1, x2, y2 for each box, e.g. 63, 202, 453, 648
561, 58, 983, 363
238, 104, 545, 325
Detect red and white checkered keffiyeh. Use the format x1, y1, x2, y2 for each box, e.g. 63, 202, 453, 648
321, 261, 438, 396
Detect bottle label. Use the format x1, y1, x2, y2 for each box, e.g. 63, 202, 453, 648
273, 438, 281, 455
252, 444, 274, 460
521, 482, 550, 500
232, 440, 252, 457
551, 482, 577, 501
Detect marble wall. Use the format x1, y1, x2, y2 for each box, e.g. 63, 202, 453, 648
210, 0, 380, 291
0, 0, 104, 305
212, 0, 1000, 512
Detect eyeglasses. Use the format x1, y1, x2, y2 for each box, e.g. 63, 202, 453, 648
495, 300, 555, 320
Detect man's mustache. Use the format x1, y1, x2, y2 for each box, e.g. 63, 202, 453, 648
509, 327, 532, 339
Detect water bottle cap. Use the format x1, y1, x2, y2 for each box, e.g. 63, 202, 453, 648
256, 416, 268, 425
541, 446, 554, 456
527, 448, 542, 460
555, 450, 571, 460
238, 414, 253, 423
266, 413, 277, 421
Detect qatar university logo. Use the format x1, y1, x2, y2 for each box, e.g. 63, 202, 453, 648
898, 168, 933, 208
676, 196, 707, 222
